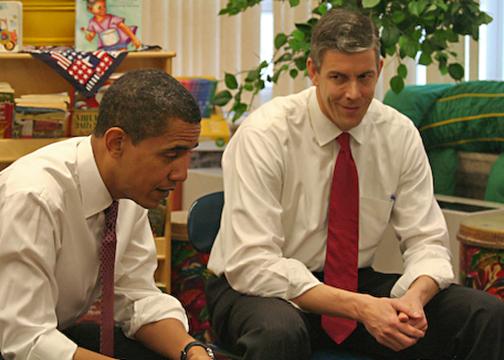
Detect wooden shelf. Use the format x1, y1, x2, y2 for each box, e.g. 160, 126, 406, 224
0, 51, 176, 97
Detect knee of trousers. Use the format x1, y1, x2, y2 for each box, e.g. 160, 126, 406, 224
458, 291, 504, 333
237, 314, 311, 358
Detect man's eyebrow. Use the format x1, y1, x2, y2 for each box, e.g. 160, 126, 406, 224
161, 144, 199, 152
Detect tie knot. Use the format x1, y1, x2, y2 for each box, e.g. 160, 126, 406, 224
337, 132, 350, 152
104, 200, 119, 228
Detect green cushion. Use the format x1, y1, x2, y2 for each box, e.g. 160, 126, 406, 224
383, 84, 453, 127
428, 148, 458, 196
420, 81, 504, 153
485, 153, 504, 203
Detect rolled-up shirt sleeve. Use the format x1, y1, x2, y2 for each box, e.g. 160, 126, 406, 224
114, 210, 188, 338
0, 192, 78, 360
389, 129, 454, 298
210, 126, 321, 300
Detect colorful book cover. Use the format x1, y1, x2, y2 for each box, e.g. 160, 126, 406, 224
0, 1, 22, 52
75, 0, 142, 52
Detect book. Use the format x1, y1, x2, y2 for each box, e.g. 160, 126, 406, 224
13, 93, 70, 138
0, 1, 22, 52
0, 82, 14, 137
75, 0, 142, 52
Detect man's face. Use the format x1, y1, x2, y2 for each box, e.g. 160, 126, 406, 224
307, 49, 382, 131
115, 118, 200, 209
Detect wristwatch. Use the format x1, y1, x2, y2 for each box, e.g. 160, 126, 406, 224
180, 340, 215, 360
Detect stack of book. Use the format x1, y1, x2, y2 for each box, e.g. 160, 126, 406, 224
0, 82, 14, 138
13, 93, 70, 138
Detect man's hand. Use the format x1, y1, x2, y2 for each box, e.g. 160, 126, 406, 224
186, 346, 213, 359
359, 296, 425, 352
396, 275, 440, 333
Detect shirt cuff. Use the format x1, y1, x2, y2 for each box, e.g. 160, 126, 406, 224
390, 258, 454, 298
28, 329, 77, 360
122, 293, 189, 338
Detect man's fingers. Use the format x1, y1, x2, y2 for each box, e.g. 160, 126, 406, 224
397, 320, 426, 339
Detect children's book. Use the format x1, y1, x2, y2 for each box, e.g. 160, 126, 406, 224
75, 0, 142, 52
0, 1, 22, 52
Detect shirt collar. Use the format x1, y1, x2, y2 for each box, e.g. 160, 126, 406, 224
308, 86, 370, 147
77, 136, 113, 218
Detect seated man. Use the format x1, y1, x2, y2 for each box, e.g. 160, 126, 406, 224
206, 8, 504, 360
0, 70, 214, 360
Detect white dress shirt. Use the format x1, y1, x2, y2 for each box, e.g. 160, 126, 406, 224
208, 86, 454, 302
0, 137, 188, 360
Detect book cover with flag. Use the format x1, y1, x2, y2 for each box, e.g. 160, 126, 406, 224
75, 0, 142, 52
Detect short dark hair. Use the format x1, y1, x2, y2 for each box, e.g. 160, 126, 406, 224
310, 8, 380, 70
94, 69, 201, 144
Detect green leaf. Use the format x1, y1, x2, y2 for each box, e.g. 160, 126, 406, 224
408, 1, 419, 16
245, 70, 258, 82
274, 33, 288, 50
290, 68, 299, 79
382, 24, 400, 48
292, 29, 305, 41
212, 90, 232, 106
391, 11, 406, 24
362, 0, 381, 9
448, 63, 464, 80
398, 35, 418, 58
244, 83, 254, 91
294, 57, 307, 71
224, 73, 238, 90
289, 0, 300, 6
418, 51, 432, 66
232, 102, 248, 122
390, 75, 405, 93
397, 63, 408, 78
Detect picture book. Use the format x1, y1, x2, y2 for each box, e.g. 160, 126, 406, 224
75, 0, 142, 52
0, 1, 22, 52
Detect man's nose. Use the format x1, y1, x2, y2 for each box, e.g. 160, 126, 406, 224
345, 80, 361, 100
168, 156, 190, 182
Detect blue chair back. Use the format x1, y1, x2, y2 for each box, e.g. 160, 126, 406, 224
187, 191, 224, 253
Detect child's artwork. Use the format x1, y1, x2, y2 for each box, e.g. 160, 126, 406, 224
75, 0, 142, 52
0, 1, 22, 52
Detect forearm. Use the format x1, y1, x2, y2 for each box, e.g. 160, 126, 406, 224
404, 275, 439, 306
291, 283, 373, 321
135, 318, 205, 360
73, 347, 115, 360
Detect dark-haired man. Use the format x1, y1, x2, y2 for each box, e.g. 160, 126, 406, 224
207, 8, 504, 360
0, 70, 213, 360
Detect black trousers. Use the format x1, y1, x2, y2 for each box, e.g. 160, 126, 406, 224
0, 324, 165, 360
205, 268, 504, 360
63, 323, 165, 360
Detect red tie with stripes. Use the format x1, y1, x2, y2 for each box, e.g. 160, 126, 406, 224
99, 200, 119, 356
322, 132, 359, 344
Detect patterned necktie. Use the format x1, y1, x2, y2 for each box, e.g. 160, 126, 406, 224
99, 200, 119, 356
322, 132, 359, 344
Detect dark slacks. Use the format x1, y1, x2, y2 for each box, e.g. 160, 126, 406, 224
205, 267, 504, 360
63, 323, 165, 360
0, 324, 165, 360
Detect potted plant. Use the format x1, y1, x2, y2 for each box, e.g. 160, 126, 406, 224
213, 0, 492, 122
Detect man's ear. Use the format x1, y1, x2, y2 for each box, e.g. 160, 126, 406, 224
103, 127, 127, 158
307, 57, 319, 86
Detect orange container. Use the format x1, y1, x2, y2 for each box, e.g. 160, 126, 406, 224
21, 0, 75, 46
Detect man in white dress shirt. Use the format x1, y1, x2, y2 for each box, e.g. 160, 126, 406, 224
206, 8, 504, 360
0, 70, 214, 360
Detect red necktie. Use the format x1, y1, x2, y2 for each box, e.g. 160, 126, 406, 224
99, 200, 119, 356
322, 132, 359, 344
